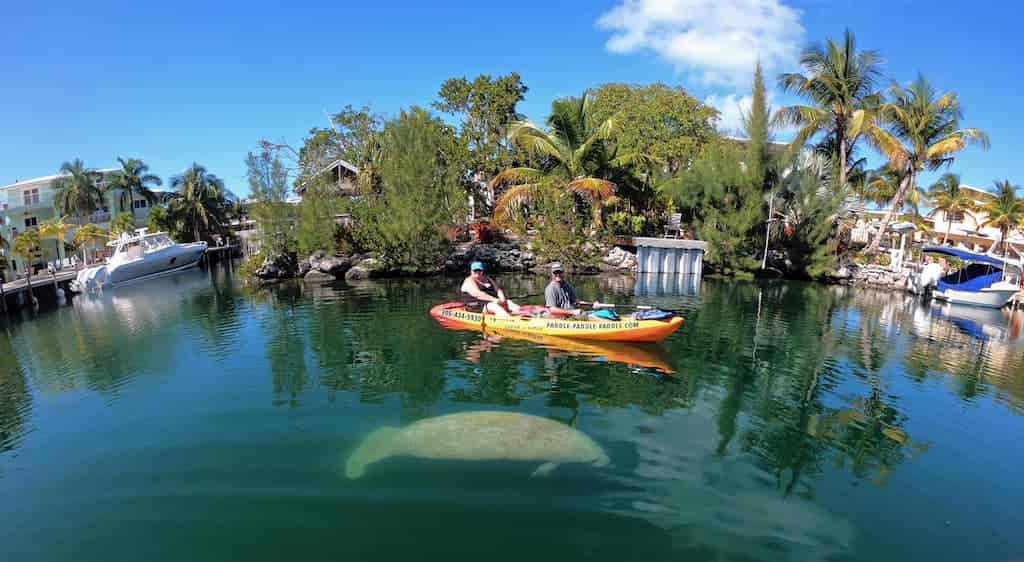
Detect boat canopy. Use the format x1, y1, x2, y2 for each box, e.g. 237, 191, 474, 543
921, 246, 1005, 266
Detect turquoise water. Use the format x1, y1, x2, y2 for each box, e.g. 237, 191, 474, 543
1, 263, 1022, 561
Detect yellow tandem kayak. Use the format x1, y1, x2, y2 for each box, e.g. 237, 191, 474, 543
430, 302, 683, 342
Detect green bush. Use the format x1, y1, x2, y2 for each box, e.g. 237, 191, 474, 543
238, 251, 264, 281
527, 187, 604, 269
348, 107, 467, 272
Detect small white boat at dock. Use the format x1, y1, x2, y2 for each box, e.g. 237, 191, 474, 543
913, 246, 1021, 308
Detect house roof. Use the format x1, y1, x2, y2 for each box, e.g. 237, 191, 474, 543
0, 168, 119, 192
958, 184, 993, 198
294, 158, 360, 194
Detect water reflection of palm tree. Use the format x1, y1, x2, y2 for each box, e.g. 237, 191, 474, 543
0, 329, 31, 456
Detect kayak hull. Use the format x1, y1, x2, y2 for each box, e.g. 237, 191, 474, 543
430, 303, 683, 342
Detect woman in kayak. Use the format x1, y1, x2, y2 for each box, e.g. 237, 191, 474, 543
461, 261, 520, 317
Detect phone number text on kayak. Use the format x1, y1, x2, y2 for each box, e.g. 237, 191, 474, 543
440, 309, 638, 330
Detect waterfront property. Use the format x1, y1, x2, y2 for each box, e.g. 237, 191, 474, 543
0, 169, 166, 279
852, 183, 1024, 257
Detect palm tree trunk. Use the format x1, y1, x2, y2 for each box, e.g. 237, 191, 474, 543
866, 172, 915, 254
943, 217, 952, 245
838, 137, 848, 188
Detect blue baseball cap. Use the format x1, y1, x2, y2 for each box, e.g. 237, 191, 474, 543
470, 261, 485, 271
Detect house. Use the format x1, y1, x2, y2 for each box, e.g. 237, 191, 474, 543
0, 168, 163, 278
850, 183, 1024, 256
294, 158, 359, 197
923, 184, 1024, 253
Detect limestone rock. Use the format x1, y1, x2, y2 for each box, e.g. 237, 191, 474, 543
255, 252, 298, 279
345, 257, 384, 281
318, 255, 351, 277
303, 269, 335, 283
602, 246, 637, 271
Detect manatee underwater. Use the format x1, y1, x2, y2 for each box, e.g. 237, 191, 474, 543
344, 411, 610, 478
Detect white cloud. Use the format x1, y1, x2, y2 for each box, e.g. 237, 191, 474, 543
597, 0, 805, 88
704, 92, 751, 136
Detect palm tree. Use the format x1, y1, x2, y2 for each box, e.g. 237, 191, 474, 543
38, 216, 71, 268
775, 30, 885, 189
105, 157, 162, 218
490, 92, 634, 228
167, 163, 230, 243
52, 159, 103, 220
928, 173, 976, 244
979, 180, 1024, 256
12, 230, 40, 305
109, 213, 136, 236
865, 75, 989, 253
73, 223, 107, 265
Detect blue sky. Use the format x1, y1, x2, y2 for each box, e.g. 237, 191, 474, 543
1, 0, 1020, 196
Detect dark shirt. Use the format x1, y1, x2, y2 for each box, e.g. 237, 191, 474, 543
545, 280, 577, 309
462, 276, 500, 311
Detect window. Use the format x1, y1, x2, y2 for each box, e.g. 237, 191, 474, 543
24, 216, 37, 228
22, 188, 39, 206
133, 199, 148, 209
948, 211, 964, 222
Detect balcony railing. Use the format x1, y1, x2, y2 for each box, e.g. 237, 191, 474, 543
66, 212, 111, 226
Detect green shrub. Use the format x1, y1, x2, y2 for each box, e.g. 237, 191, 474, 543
238, 251, 264, 280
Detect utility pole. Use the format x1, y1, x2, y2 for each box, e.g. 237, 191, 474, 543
761, 192, 774, 270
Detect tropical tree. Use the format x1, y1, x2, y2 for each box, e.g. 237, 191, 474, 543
863, 166, 928, 228
866, 75, 989, 253
52, 159, 103, 220
73, 223, 107, 265
979, 180, 1024, 255
928, 173, 976, 244
109, 212, 136, 236
12, 230, 41, 303
38, 216, 71, 267
105, 157, 162, 218
490, 92, 631, 228
167, 164, 231, 243
775, 30, 885, 189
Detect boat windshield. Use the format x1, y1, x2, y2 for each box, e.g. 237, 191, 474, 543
142, 234, 173, 252
938, 263, 1004, 292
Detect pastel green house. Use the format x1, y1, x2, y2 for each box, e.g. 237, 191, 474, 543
0, 168, 163, 279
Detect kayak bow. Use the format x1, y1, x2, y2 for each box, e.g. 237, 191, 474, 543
430, 302, 683, 342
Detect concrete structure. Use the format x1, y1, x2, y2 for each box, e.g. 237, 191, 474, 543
0, 168, 164, 279
630, 237, 707, 276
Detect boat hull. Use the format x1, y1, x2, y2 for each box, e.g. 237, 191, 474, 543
932, 287, 1017, 308
108, 243, 207, 285
71, 242, 207, 292
429, 303, 683, 342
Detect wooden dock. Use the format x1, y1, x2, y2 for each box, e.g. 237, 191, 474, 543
0, 269, 79, 312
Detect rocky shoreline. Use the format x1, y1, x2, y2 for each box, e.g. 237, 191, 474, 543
251, 239, 639, 284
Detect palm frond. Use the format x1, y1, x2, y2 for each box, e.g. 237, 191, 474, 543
489, 167, 542, 189
567, 177, 616, 200
492, 183, 540, 224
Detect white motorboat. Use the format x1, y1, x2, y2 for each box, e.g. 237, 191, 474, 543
915, 247, 1021, 308
71, 228, 207, 292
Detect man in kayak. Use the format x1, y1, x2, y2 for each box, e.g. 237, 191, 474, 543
545, 262, 600, 317
461, 261, 520, 316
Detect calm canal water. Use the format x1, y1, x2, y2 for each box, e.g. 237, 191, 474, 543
1, 263, 1022, 562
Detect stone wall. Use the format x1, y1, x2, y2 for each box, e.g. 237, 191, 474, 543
254, 239, 641, 283
835, 263, 911, 291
